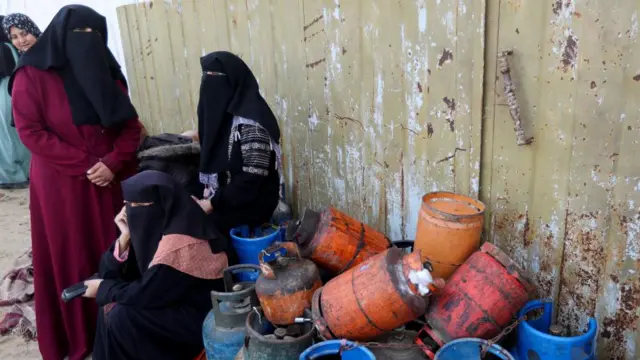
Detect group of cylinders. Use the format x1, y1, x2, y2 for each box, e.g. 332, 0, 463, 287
208, 191, 587, 360
258, 191, 488, 345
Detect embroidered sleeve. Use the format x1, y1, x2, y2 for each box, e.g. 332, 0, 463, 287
113, 242, 129, 262
239, 124, 272, 176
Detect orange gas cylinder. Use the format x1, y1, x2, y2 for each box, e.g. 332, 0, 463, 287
255, 242, 322, 326
414, 192, 485, 279
311, 247, 445, 341
286, 207, 392, 275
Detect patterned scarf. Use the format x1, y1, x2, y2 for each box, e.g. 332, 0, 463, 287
2, 13, 41, 54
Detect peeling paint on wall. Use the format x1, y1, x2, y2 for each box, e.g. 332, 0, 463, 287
119, 0, 638, 358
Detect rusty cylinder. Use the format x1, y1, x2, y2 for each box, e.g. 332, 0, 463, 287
255, 242, 322, 326
286, 207, 392, 275
414, 192, 485, 279
311, 247, 444, 341
421, 242, 534, 346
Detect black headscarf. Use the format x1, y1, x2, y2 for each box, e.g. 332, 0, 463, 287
0, 16, 16, 78
8, 5, 137, 128
122, 170, 229, 272
197, 51, 280, 175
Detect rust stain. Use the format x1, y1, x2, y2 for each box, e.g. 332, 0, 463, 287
532, 222, 560, 298
561, 34, 578, 72
438, 49, 454, 67
599, 279, 640, 359
303, 14, 324, 31
306, 58, 326, 69
232, 18, 238, 29
557, 211, 606, 333
633, 74, 640, 82
427, 123, 434, 138
552, 0, 563, 16
417, 81, 423, 93
573, 11, 582, 19
443, 97, 456, 132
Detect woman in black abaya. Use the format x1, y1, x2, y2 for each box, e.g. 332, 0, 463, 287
84, 170, 230, 360
192, 52, 283, 239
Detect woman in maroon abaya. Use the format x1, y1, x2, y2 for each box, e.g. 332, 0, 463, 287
9, 5, 141, 360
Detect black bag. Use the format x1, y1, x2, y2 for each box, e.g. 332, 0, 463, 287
137, 133, 204, 197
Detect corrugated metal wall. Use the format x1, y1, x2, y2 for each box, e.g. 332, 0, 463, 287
117, 0, 639, 358
482, 1, 639, 359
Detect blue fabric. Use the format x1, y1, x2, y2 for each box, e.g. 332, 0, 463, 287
0, 43, 30, 185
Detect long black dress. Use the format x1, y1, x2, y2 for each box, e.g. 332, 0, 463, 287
92, 170, 229, 360
92, 242, 224, 360
197, 52, 281, 238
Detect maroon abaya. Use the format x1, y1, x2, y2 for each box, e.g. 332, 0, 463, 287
11, 66, 141, 360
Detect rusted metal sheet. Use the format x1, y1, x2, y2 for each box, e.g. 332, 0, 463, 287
483, 0, 640, 359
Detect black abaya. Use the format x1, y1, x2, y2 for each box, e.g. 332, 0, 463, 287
91, 171, 228, 360
93, 242, 224, 360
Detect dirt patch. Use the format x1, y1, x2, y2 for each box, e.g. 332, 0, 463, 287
0, 189, 40, 359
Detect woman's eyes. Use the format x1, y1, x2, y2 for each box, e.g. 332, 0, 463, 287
204, 71, 226, 76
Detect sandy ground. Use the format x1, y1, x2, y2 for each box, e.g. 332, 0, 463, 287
0, 188, 41, 359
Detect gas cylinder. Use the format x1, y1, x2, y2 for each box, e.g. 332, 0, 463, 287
514, 299, 598, 360
312, 247, 444, 341
369, 330, 428, 360
255, 242, 322, 326
418, 242, 533, 355
243, 307, 316, 360
434, 338, 515, 360
299, 340, 375, 360
286, 207, 392, 275
203, 265, 260, 360
414, 192, 485, 279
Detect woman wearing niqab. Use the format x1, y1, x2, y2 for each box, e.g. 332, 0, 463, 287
85, 170, 228, 360
9, 5, 141, 359
193, 52, 283, 243
0, 15, 31, 189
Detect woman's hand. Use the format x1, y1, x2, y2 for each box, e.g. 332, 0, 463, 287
87, 161, 115, 187
192, 196, 213, 214
115, 206, 130, 249
83, 279, 104, 298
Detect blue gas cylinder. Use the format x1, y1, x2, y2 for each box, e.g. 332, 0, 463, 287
230, 225, 281, 278
203, 265, 260, 360
514, 299, 598, 360
435, 338, 515, 360
299, 340, 376, 360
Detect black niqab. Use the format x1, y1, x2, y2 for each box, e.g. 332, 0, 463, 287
198, 51, 280, 175
8, 5, 137, 128
0, 16, 16, 78
122, 170, 228, 272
